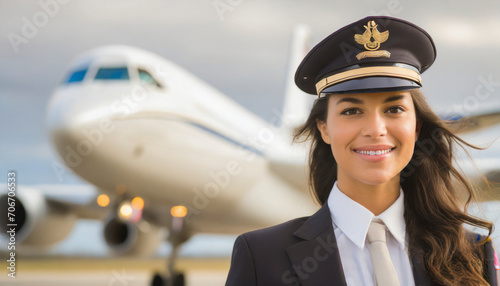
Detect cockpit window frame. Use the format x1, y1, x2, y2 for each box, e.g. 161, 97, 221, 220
94, 66, 130, 81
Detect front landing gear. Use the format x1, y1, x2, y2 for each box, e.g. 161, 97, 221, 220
151, 206, 190, 286
151, 271, 184, 286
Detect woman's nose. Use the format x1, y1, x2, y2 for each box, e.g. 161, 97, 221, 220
362, 112, 387, 138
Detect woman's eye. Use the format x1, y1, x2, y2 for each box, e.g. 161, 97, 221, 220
386, 106, 405, 114
341, 108, 361, 115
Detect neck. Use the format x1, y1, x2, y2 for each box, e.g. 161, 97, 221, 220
336, 175, 401, 216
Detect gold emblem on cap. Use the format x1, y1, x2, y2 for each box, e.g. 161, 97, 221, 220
354, 21, 391, 60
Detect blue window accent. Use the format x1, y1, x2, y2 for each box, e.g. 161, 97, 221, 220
189, 122, 265, 157
95, 67, 129, 80
138, 69, 162, 88
65, 69, 88, 84
139, 69, 155, 85
439, 113, 463, 121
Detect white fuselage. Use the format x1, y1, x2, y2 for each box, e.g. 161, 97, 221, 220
47, 46, 318, 235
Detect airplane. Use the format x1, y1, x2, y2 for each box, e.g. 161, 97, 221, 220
1, 25, 499, 286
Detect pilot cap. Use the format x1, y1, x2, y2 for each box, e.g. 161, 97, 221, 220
295, 16, 436, 96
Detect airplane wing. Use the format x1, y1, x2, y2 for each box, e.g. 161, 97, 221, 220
441, 103, 500, 134
268, 158, 309, 193
0, 184, 167, 256
456, 157, 500, 201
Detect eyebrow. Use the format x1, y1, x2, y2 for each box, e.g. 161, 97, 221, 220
336, 95, 406, 105
336, 97, 362, 105
383, 95, 406, 103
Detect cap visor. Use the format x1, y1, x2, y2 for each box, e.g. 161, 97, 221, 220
320, 77, 421, 95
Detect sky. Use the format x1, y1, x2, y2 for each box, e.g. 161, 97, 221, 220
1, 0, 500, 256
2, 0, 500, 185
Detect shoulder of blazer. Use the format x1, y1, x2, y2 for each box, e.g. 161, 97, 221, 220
241, 215, 311, 246
465, 231, 499, 286
241, 203, 330, 245
225, 215, 315, 286
482, 238, 499, 286
227, 204, 343, 286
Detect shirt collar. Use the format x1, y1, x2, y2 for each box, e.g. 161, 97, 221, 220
327, 181, 407, 250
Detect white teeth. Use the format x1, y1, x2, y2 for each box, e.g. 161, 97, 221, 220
355, 148, 392, 155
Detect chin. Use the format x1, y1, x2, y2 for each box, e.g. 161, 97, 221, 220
355, 171, 398, 186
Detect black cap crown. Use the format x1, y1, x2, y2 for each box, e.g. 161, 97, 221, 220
295, 16, 436, 96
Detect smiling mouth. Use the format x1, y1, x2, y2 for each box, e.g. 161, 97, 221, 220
354, 148, 395, 156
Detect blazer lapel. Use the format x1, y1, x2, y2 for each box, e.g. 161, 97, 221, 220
286, 204, 347, 286
285, 204, 437, 286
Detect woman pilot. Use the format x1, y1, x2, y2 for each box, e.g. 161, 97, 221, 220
225, 16, 499, 286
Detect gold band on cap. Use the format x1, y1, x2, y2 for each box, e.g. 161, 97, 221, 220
315, 66, 422, 95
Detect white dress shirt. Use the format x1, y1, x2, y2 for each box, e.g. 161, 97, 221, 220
327, 181, 415, 286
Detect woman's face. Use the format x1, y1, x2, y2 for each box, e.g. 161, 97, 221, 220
317, 90, 421, 186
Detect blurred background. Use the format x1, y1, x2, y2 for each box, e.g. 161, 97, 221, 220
1, 0, 500, 285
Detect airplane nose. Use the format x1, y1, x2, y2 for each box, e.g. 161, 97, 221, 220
47, 83, 142, 132
46, 86, 117, 168
47, 87, 105, 132
46, 88, 76, 132
47, 88, 94, 168
46, 83, 144, 170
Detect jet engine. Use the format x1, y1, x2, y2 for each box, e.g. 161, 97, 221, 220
103, 216, 164, 256
0, 188, 77, 246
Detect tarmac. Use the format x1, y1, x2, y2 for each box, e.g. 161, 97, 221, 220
0, 256, 230, 286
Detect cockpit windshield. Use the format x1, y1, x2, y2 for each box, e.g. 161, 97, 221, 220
63, 65, 162, 86
95, 67, 129, 80
65, 68, 88, 84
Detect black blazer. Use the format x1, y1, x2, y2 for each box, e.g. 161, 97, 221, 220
226, 204, 498, 286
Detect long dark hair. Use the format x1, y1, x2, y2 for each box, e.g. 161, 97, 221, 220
294, 89, 494, 286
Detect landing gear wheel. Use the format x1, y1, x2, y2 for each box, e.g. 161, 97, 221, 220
151, 208, 190, 286
151, 272, 185, 286
172, 273, 185, 286
151, 273, 164, 286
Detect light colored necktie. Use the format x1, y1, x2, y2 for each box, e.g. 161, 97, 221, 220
367, 220, 400, 286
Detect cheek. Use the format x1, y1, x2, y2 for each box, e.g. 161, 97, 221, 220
328, 123, 357, 154
398, 119, 418, 140
392, 120, 417, 156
